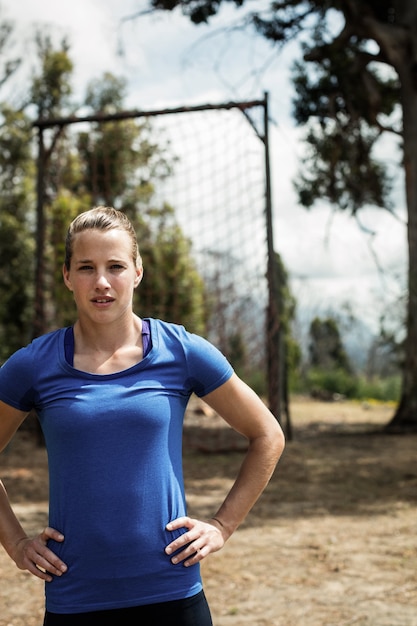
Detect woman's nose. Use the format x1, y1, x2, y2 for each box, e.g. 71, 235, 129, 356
95, 273, 111, 289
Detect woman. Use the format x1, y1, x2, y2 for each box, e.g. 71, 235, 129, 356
0, 206, 285, 625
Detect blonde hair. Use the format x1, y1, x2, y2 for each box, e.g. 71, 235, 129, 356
64, 206, 142, 270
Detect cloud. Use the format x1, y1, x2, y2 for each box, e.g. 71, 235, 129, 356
6, 0, 129, 96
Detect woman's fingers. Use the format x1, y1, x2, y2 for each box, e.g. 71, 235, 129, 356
15, 527, 67, 581
165, 516, 225, 567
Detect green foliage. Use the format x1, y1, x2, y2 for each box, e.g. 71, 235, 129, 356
49, 191, 90, 328
236, 368, 267, 398
294, 118, 393, 212
273, 252, 302, 386
0, 20, 33, 358
0, 104, 35, 359
136, 204, 207, 334
292, 37, 397, 212
77, 73, 167, 208
31, 35, 73, 117
306, 367, 359, 399
309, 316, 352, 373
287, 336, 303, 391
355, 375, 401, 402
0, 17, 21, 85
84, 72, 127, 112
0, 212, 34, 360
78, 72, 173, 206
303, 368, 401, 402
273, 252, 297, 334
0, 106, 34, 195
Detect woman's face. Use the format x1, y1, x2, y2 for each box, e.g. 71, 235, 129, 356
62, 228, 143, 326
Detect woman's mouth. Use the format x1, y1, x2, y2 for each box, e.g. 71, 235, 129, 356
92, 297, 114, 304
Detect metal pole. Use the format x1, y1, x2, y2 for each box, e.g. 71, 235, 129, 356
32, 98, 267, 130
33, 127, 46, 339
263, 92, 281, 421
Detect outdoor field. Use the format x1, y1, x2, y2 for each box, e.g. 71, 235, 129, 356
1, 397, 416, 626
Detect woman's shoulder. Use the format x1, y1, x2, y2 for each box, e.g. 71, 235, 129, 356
148, 318, 228, 360
27, 328, 67, 354
1, 329, 66, 370
148, 318, 203, 347
147, 318, 184, 332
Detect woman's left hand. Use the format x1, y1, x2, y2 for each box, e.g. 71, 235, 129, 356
165, 516, 225, 567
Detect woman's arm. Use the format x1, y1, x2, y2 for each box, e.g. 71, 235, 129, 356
165, 373, 285, 566
0, 401, 67, 581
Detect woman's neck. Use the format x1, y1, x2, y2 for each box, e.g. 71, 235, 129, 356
72, 315, 143, 374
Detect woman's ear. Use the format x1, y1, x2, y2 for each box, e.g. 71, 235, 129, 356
62, 264, 73, 291
134, 266, 144, 288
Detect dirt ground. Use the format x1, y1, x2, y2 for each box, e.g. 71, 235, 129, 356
1, 397, 416, 626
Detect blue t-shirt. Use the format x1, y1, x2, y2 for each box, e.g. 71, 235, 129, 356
0, 318, 233, 613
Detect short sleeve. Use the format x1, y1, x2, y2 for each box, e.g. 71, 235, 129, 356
0, 346, 36, 411
183, 332, 234, 397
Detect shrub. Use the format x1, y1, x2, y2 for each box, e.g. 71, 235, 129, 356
306, 368, 358, 399
302, 368, 401, 402
355, 375, 401, 402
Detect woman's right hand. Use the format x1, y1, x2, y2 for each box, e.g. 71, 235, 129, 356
12, 527, 67, 582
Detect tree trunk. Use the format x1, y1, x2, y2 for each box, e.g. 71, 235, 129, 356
387, 60, 417, 432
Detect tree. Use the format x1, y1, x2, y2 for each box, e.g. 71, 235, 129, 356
137, 204, 206, 334
306, 316, 357, 400
147, 0, 417, 432
0, 106, 35, 360
30, 34, 74, 336
309, 316, 352, 373
0, 15, 35, 361
77, 73, 166, 208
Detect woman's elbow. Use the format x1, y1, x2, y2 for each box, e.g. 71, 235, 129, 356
253, 417, 285, 464
270, 419, 285, 460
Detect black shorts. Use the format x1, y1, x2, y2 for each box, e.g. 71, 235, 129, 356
43, 590, 213, 626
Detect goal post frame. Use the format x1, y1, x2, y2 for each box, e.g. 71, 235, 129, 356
32, 93, 281, 421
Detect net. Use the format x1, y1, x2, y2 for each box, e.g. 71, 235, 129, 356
35, 99, 270, 389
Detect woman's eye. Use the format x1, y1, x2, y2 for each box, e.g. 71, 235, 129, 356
110, 264, 125, 270
79, 265, 93, 271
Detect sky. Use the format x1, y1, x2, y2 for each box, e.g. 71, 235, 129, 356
4, 0, 408, 339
